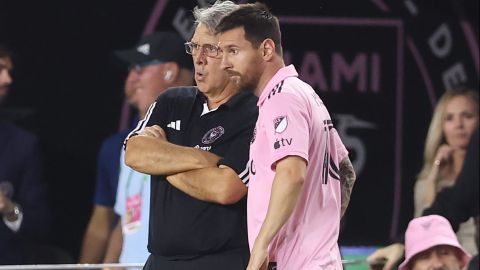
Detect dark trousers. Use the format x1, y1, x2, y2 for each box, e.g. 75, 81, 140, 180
143, 248, 249, 270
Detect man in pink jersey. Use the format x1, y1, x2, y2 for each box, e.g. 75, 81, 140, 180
216, 3, 357, 270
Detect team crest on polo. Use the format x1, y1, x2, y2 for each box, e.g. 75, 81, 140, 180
273, 115, 288, 134
202, 126, 225, 144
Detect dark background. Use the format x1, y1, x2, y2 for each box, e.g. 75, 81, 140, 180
0, 0, 478, 260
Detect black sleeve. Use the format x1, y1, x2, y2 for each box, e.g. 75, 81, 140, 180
217, 119, 256, 187
423, 128, 479, 231
17, 136, 50, 240
123, 92, 170, 148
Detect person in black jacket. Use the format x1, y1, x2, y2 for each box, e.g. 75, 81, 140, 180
0, 44, 50, 264
367, 128, 479, 270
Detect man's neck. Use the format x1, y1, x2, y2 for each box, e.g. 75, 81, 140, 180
255, 57, 285, 97
205, 83, 238, 109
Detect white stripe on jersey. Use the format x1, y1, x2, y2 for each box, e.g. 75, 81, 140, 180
239, 163, 249, 187
239, 166, 249, 179
123, 102, 157, 148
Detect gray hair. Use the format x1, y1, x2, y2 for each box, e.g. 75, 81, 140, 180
193, 1, 239, 32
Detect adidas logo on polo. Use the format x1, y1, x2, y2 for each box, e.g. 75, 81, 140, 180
137, 44, 150, 55
167, 120, 181, 131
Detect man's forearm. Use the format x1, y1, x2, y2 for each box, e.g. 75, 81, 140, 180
340, 157, 356, 217
103, 221, 122, 263
79, 206, 115, 263
253, 157, 306, 249
125, 135, 221, 175
167, 165, 247, 205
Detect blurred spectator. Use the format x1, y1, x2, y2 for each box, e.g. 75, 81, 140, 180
79, 32, 193, 265
103, 31, 194, 266
368, 126, 479, 270
414, 89, 478, 255
78, 81, 132, 263
399, 215, 470, 270
0, 44, 50, 264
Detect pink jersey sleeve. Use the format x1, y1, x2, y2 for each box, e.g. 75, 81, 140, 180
261, 92, 310, 170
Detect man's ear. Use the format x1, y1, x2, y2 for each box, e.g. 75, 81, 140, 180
261, 39, 276, 61
162, 62, 180, 82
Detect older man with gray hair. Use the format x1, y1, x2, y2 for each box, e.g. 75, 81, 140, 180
124, 1, 257, 269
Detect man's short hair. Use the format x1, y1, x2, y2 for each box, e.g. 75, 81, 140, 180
193, 0, 239, 32
215, 2, 283, 55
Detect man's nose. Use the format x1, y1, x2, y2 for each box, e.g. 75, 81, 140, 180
429, 252, 445, 269
193, 49, 207, 65
220, 54, 231, 70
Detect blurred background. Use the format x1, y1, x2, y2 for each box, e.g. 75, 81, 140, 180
0, 0, 478, 261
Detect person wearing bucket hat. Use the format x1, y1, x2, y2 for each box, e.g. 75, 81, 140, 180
400, 215, 471, 270
79, 31, 194, 265
368, 128, 479, 270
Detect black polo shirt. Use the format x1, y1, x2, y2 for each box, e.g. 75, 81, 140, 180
126, 86, 258, 260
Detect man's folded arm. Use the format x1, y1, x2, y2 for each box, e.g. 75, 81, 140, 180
166, 165, 247, 205
125, 135, 221, 175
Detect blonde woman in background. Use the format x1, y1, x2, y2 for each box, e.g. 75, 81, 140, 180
414, 88, 479, 256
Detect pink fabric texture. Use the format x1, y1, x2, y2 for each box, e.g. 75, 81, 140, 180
248, 65, 348, 269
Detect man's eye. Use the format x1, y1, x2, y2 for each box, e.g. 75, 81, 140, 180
205, 45, 216, 52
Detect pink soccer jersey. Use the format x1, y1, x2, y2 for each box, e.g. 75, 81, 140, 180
248, 65, 349, 269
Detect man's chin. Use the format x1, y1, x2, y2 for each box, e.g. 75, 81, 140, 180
228, 75, 241, 84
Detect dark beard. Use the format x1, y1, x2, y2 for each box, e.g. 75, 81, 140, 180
226, 69, 260, 94
236, 73, 260, 94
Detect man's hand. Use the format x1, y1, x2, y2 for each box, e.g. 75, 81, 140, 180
433, 144, 453, 166
247, 242, 269, 270
138, 125, 166, 140
366, 243, 404, 270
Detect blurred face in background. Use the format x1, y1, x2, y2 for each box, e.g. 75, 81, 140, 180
0, 57, 13, 104
442, 95, 478, 150
124, 61, 169, 117
411, 245, 462, 270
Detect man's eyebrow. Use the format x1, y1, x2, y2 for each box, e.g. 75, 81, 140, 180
219, 43, 237, 48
